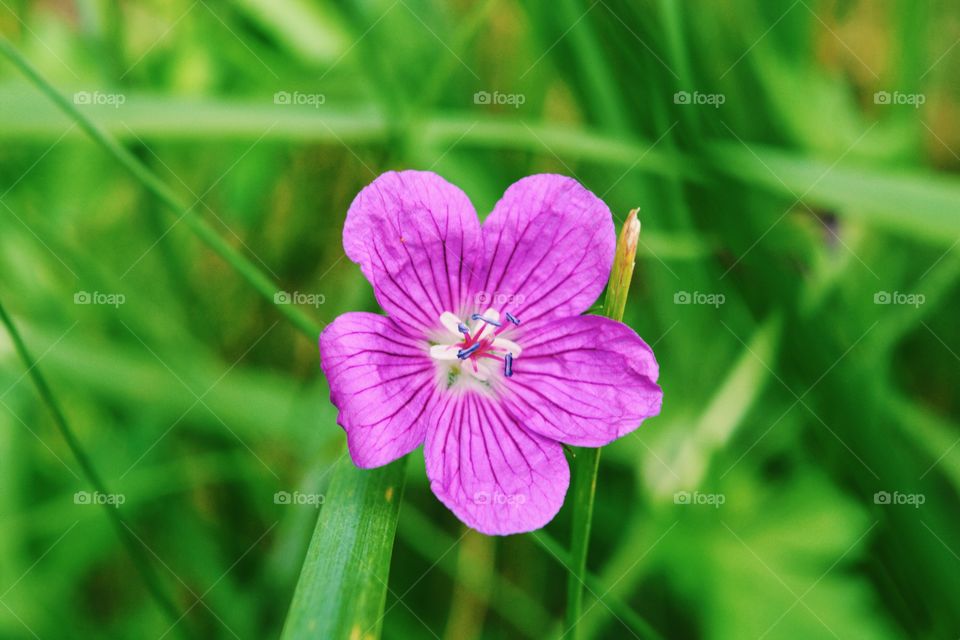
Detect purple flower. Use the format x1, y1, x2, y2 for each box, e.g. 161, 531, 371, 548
319, 172, 662, 535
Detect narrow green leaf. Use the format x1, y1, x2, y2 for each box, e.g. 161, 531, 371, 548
0, 299, 191, 638
534, 531, 666, 640
706, 140, 960, 243
281, 456, 406, 640
0, 36, 320, 338
643, 315, 782, 500
0, 38, 409, 640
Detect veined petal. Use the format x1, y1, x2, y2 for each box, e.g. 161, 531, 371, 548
344, 171, 482, 333
503, 315, 662, 447
474, 175, 614, 324
320, 313, 436, 468
425, 392, 569, 535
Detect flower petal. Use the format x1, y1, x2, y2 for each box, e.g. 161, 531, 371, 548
503, 315, 662, 447
320, 312, 436, 468
343, 171, 482, 333
474, 175, 614, 324
425, 392, 569, 535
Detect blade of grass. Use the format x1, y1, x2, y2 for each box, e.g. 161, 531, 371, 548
533, 530, 666, 640
0, 36, 408, 640
705, 139, 960, 243
5, 82, 960, 247
397, 505, 551, 638
280, 456, 405, 640
566, 210, 643, 640
0, 35, 318, 338
0, 297, 192, 639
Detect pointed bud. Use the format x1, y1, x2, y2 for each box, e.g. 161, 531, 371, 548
603, 209, 641, 322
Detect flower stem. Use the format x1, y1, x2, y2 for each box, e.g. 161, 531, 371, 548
565, 209, 641, 640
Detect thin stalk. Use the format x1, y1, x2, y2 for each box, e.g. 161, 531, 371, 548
565, 210, 642, 640
0, 298, 192, 639
535, 531, 665, 640
0, 35, 320, 339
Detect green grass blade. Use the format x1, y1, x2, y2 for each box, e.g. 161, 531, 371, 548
0, 36, 319, 338
0, 298, 192, 638
533, 531, 666, 640
706, 140, 960, 243
281, 457, 406, 640
0, 36, 409, 640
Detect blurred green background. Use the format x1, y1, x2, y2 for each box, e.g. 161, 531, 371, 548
2, 0, 959, 638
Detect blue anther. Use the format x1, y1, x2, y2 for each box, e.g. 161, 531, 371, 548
457, 343, 481, 359
470, 313, 502, 327
457, 322, 470, 335
505, 312, 521, 326
504, 353, 514, 377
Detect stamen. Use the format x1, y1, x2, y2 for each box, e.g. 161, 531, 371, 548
504, 353, 513, 377
470, 313, 502, 327
457, 322, 470, 335
457, 343, 481, 359
505, 312, 521, 326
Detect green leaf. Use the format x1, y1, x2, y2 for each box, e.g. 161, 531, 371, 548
706, 140, 960, 243
644, 315, 782, 500
281, 457, 406, 640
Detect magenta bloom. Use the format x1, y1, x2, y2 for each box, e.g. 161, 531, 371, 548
319, 172, 662, 535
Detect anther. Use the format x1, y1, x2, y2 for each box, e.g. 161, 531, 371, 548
470, 313, 502, 327
457, 322, 470, 335
504, 353, 514, 377
457, 343, 481, 359
505, 312, 521, 326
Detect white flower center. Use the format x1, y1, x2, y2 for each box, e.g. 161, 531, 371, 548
429, 308, 522, 384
